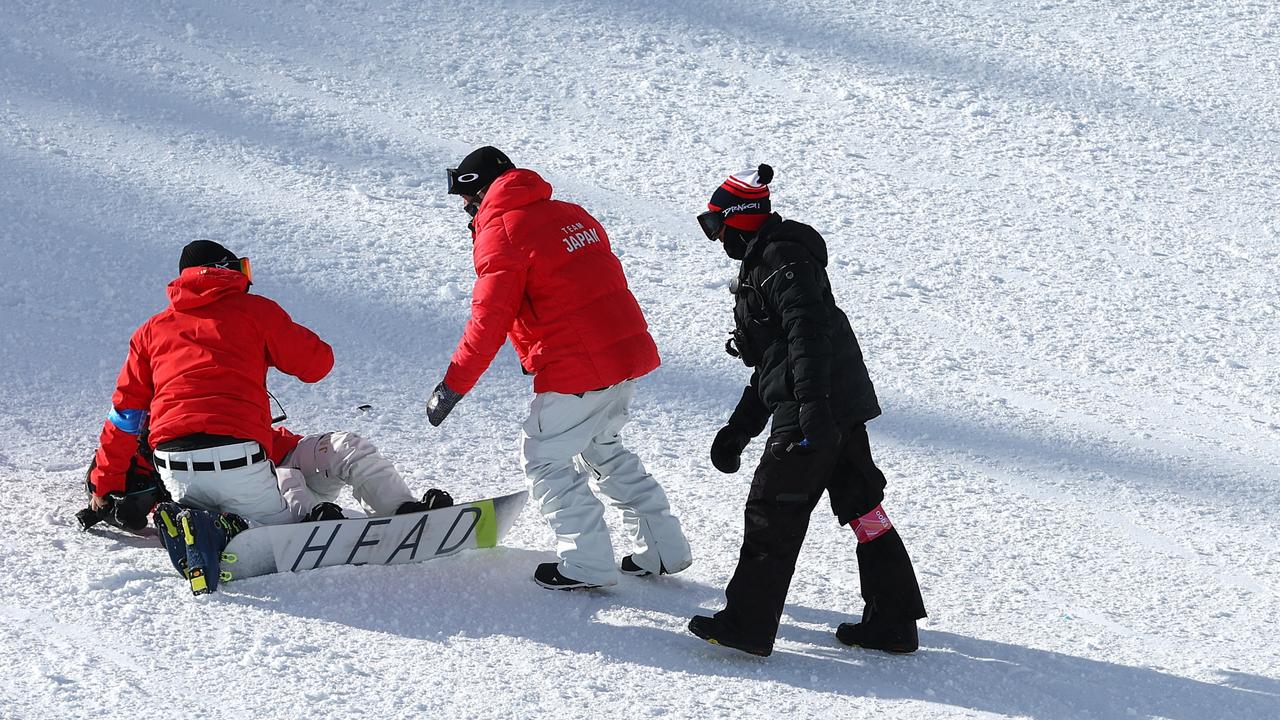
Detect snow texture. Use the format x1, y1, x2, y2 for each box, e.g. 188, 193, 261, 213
1, 1, 1278, 718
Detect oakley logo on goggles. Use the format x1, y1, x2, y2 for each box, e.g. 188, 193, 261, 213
446, 168, 481, 194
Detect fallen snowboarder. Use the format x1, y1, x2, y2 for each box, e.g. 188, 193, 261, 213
86, 240, 457, 594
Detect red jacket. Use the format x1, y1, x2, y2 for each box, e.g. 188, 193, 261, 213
443, 169, 660, 395
90, 268, 333, 495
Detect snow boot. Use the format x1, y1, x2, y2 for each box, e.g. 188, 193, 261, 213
620, 555, 669, 577
687, 615, 773, 657
836, 616, 919, 654
302, 501, 346, 522
178, 508, 247, 596
396, 488, 454, 515
533, 562, 600, 591
152, 502, 189, 577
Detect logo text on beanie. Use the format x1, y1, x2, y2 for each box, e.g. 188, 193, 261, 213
723, 202, 761, 216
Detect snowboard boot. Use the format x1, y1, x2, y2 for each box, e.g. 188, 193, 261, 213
152, 502, 189, 577
533, 562, 600, 591
178, 508, 247, 596
687, 615, 773, 657
620, 555, 669, 577
836, 617, 919, 654
302, 501, 346, 522
396, 488, 454, 515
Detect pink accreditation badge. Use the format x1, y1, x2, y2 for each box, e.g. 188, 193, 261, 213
851, 504, 893, 543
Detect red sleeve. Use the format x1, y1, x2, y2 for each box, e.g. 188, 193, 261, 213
444, 220, 529, 394
260, 299, 334, 383
90, 326, 155, 496
268, 425, 304, 464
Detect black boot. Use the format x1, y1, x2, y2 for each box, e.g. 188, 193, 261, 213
396, 488, 454, 515
688, 615, 773, 657
836, 600, 919, 653
533, 562, 600, 590
302, 502, 345, 522
620, 555, 669, 577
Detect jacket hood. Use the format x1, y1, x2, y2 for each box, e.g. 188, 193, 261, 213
751, 214, 829, 267
474, 169, 553, 228
167, 267, 250, 310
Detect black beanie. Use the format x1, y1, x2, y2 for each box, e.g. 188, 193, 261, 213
178, 240, 239, 272
708, 164, 774, 232
448, 146, 515, 196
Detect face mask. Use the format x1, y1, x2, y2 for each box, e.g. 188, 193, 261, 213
464, 200, 480, 218
722, 228, 750, 260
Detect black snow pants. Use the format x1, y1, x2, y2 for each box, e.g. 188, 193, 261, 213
716, 421, 927, 643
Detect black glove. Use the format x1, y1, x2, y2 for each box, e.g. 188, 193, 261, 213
302, 502, 346, 522
423, 488, 454, 509
798, 399, 841, 450
710, 425, 753, 473
426, 381, 465, 426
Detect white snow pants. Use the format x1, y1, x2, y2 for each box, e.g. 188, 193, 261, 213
156, 433, 417, 525
155, 440, 295, 525
521, 380, 692, 586
278, 431, 417, 517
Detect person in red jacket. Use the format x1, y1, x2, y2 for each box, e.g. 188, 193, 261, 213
90, 240, 447, 527
427, 146, 692, 590
89, 240, 334, 526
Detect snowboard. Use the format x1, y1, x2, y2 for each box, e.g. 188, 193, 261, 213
220, 490, 527, 581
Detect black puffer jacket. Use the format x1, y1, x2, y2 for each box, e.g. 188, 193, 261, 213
725, 214, 881, 436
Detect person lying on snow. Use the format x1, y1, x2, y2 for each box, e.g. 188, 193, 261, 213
87, 240, 451, 594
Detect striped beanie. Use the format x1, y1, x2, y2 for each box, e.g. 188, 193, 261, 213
708, 164, 774, 232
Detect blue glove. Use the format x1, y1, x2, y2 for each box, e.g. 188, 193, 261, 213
426, 381, 465, 426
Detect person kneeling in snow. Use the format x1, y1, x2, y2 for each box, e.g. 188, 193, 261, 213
89, 240, 450, 594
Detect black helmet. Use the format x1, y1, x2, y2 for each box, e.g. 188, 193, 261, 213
446, 146, 514, 196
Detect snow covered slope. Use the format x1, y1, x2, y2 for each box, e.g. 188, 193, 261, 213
2, 1, 1277, 717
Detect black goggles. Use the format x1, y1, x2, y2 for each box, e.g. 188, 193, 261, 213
446, 167, 483, 195
697, 210, 725, 240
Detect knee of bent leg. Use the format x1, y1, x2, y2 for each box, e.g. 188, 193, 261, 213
325, 431, 371, 455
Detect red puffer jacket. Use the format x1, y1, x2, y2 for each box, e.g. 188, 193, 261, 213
89, 268, 333, 495
443, 169, 660, 396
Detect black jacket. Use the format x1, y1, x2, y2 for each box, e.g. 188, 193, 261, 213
725, 214, 881, 436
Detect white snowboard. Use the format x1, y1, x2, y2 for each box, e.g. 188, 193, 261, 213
221, 491, 527, 581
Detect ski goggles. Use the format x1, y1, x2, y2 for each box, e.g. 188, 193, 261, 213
697, 210, 726, 240
204, 257, 253, 283
446, 167, 483, 195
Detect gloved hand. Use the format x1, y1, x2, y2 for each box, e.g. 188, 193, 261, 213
422, 488, 454, 509
798, 399, 841, 450
426, 381, 465, 426
710, 424, 753, 473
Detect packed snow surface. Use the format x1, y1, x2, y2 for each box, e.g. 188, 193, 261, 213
2, 1, 1278, 718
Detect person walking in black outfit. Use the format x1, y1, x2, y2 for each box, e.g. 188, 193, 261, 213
687, 165, 927, 657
